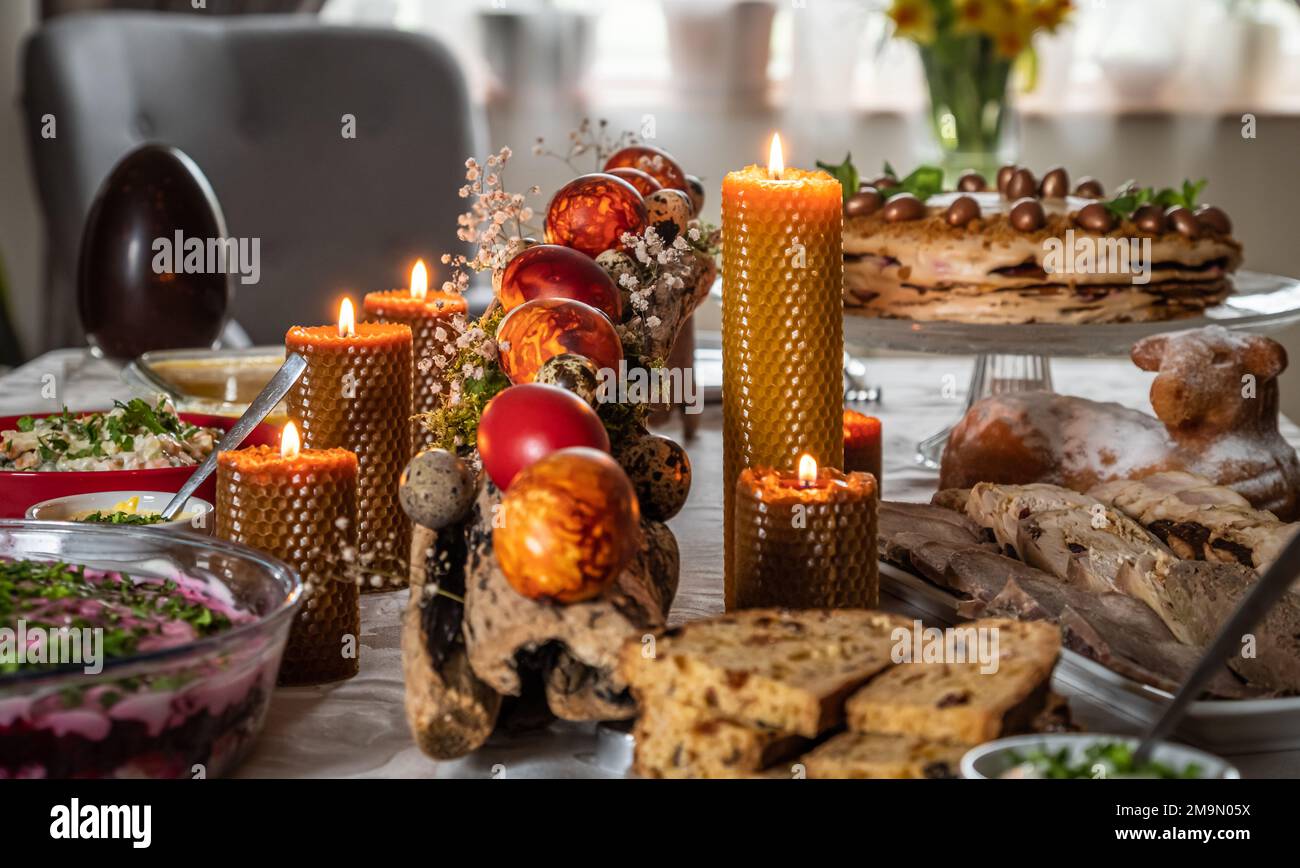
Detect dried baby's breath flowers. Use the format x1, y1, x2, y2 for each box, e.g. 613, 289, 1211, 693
532, 117, 639, 173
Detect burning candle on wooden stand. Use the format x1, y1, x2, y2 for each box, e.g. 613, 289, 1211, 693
843, 409, 883, 494
216, 421, 360, 685
733, 454, 878, 610
286, 298, 412, 591
363, 259, 467, 454
722, 133, 844, 610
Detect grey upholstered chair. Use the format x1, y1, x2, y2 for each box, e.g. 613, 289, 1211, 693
22, 11, 484, 351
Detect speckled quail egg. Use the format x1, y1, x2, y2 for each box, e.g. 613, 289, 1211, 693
684, 174, 706, 217
399, 448, 478, 530
535, 353, 602, 407
595, 249, 640, 322
644, 188, 692, 244
616, 433, 691, 521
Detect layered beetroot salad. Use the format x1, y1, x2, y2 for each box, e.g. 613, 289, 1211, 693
0, 558, 272, 778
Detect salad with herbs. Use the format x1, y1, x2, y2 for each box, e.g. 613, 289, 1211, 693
0, 397, 218, 472
1002, 741, 1204, 780
0, 557, 252, 677
76, 510, 168, 526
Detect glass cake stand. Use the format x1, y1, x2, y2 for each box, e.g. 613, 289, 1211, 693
842, 270, 1300, 468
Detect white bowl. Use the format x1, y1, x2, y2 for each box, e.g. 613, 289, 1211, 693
25, 490, 215, 534
961, 733, 1240, 780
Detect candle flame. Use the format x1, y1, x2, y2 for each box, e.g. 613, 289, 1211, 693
338, 297, 356, 337
281, 421, 301, 460
410, 259, 428, 300
768, 133, 784, 180
797, 453, 817, 486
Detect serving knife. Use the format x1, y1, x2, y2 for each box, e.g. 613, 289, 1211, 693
1134, 525, 1300, 764
159, 352, 307, 521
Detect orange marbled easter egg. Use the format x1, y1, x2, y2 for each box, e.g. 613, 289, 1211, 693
494, 447, 641, 603
496, 297, 622, 385
544, 173, 647, 259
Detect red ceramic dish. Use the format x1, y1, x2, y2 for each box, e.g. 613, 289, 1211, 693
0, 412, 278, 519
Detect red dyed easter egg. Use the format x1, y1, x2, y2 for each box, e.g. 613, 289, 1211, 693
498, 243, 621, 321
477, 385, 610, 491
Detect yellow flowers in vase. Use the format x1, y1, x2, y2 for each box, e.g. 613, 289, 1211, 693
887, 0, 1072, 179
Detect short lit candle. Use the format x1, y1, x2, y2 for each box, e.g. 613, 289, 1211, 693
216, 421, 360, 685
733, 454, 878, 610
363, 259, 467, 453
722, 133, 844, 609
286, 298, 413, 591
843, 409, 883, 494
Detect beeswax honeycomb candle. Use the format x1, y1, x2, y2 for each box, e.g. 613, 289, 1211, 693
286, 305, 412, 592
733, 460, 877, 610
217, 435, 359, 685
363, 261, 467, 454
721, 149, 844, 609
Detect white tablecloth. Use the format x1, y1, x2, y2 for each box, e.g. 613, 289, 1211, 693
4, 349, 1298, 778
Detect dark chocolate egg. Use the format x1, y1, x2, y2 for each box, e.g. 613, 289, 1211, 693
945, 196, 980, 227
617, 433, 691, 521
1074, 177, 1105, 199
78, 144, 231, 360
1039, 166, 1070, 199
1132, 204, 1166, 234
957, 172, 987, 193
1009, 198, 1046, 231
1005, 168, 1038, 201
1074, 202, 1117, 233
882, 193, 926, 222
1166, 206, 1201, 239
996, 164, 1017, 194
845, 188, 884, 217
1195, 205, 1232, 235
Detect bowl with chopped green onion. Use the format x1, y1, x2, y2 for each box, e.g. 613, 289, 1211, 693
0, 399, 277, 518
961, 733, 1240, 779
26, 490, 214, 534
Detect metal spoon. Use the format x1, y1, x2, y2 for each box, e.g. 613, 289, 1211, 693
160, 352, 307, 520
1133, 526, 1300, 764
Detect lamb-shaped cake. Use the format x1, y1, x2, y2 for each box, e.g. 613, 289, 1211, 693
939, 326, 1300, 520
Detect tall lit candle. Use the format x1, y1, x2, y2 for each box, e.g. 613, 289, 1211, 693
217, 422, 360, 685
733, 454, 877, 610
286, 298, 412, 591
363, 259, 467, 453
722, 134, 844, 609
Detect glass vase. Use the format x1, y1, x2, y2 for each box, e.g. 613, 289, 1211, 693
917, 35, 1014, 184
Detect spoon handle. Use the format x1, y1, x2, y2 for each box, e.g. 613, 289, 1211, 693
160, 352, 307, 520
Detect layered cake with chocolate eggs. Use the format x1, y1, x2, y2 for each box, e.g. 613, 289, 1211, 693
841, 164, 1242, 324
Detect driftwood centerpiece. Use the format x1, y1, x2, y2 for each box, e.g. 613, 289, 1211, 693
401, 132, 717, 759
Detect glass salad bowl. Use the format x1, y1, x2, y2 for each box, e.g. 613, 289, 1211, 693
0, 521, 301, 778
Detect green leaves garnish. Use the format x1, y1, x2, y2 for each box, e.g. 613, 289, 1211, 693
15, 416, 34, 432
1103, 178, 1208, 219
890, 164, 945, 203
816, 155, 945, 204
815, 153, 860, 203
